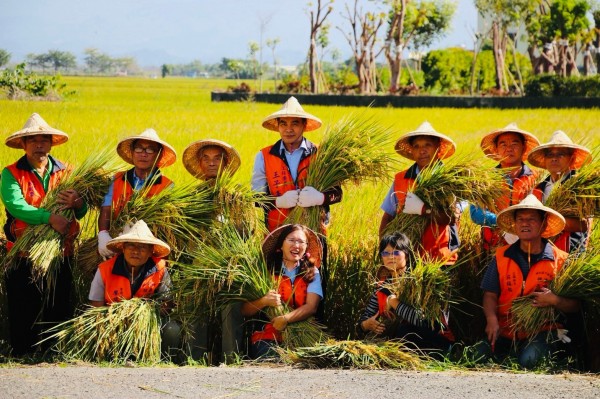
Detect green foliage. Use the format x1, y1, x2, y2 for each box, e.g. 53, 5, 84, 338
0, 63, 74, 100
26, 50, 76, 72
525, 74, 600, 97
0, 49, 10, 68
405, 0, 457, 50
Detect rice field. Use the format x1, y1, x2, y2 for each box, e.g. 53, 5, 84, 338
1, 76, 599, 356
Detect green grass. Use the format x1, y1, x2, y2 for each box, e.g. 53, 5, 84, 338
1, 77, 599, 364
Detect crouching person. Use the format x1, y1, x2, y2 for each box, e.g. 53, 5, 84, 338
477, 195, 580, 368
88, 220, 181, 360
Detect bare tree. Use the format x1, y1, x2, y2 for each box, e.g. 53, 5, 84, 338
257, 14, 273, 93
308, 0, 334, 93
266, 37, 280, 91
338, 0, 385, 94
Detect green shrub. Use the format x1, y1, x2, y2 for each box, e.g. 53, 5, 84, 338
525, 74, 600, 97
0, 63, 74, 100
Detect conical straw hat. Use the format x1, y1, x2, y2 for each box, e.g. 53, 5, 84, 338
527, 130, 591, 170
106, 220, 171, 258
262, 97, 322, 132
182, 139, 241, 179
394, 121, 456, 161
496, 194, 565, 238
116, 128, 177, 168
480, 123, 540, 161
6, 113, 69, 149
261, 224, 323, 268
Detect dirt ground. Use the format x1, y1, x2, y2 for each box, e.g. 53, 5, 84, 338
0, 364, 599, 399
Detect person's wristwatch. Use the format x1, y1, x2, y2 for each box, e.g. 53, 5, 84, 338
422, 207, 432, 216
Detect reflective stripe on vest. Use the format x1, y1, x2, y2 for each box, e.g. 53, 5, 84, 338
393, 169, 457, 264
98, 256, 166, 304
262, 146, 313, 232
111, 170, 172, 219
496, 244, 567, 339
250, 273, 309, 344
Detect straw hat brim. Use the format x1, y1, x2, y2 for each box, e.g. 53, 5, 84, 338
5, 128, 69, 149
261, 224, 323, 268
106, 235, 171, 258
262, 111, 322, 132
117, 135, 177, 168
394, 132, 456, 161
497, 202, 565, 238
480, 127, 540, 161
182, 139, 241, 178
527, 143, 592, 169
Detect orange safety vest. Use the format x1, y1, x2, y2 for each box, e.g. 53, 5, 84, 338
261, 143, 315, 232
393, 167, 458, 264
482, 164, 537, 251
496, 244, 568, 339
110, 169, 173, 219
98, 255, 166, 304
4, 156, 79, 254
251, 273, 309, 344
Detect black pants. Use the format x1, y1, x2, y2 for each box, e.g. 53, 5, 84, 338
5, 257, 73, 356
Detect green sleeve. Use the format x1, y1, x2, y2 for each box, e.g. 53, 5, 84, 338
74, 201, 88, 220
0, 167, 51, 225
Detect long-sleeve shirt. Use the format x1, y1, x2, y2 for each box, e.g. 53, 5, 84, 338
358, 285, 429, 331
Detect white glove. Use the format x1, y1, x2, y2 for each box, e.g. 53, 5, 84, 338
557, 329, 571, 343
402, 192, 425, 215
275, 190, 299, 209
298, 186, 325, 208
503, 232, 519, 245
98, 230, 115, 258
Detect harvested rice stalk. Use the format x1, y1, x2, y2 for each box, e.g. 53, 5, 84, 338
511, 245, 600, 336
42, 298, 162, 363
3, 150, 123, 288
278, 339, 423, 369
287, 113, 397, 232
175, 225, 328, 349
384, 155, 506, 238
544, 161, 600, 219
385, 255, 456, 328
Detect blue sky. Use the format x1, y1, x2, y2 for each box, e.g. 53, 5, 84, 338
1, 0, 478, 67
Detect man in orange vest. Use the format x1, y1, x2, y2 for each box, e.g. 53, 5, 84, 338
379, 121, 460, 264
251, 97, 342, 233
528, 131, 592, 253
470, 124, 540, 251
97, 128, 176, 259
1, 113, 88, 356
479, 194, 580, 368
89, 220, 180, 357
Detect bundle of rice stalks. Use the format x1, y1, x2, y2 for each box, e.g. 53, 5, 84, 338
77, 178, 217, 275
384, 155, 506, 240
174, 225, 328, 349
4, 150, 123, 287
278, 339, 423, 369
385, 255, 456, 328
42, 298, 162, 363
511, 245, 600, 336
544, 162, 600, 219
286, 113, 397, 232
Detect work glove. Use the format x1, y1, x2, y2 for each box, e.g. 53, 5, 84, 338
402, 192, 425, 215
275, 189, 299, 209
298, 186, 325, 207
503, 232, 519, 245
557, 329, 571, 343
98, 230, 115, 258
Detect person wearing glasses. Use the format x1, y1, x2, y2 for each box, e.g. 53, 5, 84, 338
528, 131, 592, 253
357, 233, 454, 354
97, 129, 177, 259
241, 224, 322, 359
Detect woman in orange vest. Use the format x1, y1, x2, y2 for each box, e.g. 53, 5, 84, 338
478, 195, 580, 368
241, 224, 323, 359
379, 121, 460, 265
358, 232, 454, 354
1, 113, 88, 356
89, 219, 181, 357
469, 124, 540, 251
97, 128, 176, 258
528, 131, 592, 254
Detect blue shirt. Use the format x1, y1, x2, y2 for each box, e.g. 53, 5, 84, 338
380, 164, 421, 216
101, 170, 173, 207
280, 262, 323, 299
251, 138, 309, 193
